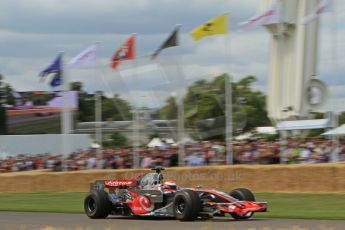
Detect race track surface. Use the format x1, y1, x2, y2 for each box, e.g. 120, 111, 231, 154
1, 212, 345, 230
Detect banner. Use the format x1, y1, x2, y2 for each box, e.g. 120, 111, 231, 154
5, 91, 78, 134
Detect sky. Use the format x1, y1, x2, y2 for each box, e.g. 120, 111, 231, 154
1, 0, 345, 111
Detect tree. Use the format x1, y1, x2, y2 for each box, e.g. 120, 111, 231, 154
159, 96, 177, 119
233, 75, 271, 131
338, 112, 345, 125
70, 81, 83, 91
103, 131, 128, 148
4, 84, 15, 106
72, 82, 132, 122
157, 74, 271, 140
78, 91, 96, 122
102, 94, 132, 121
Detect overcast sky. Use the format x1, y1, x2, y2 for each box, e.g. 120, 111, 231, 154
1, 0, 345, 110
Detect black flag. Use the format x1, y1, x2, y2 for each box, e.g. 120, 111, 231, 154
151, 25, 180, 59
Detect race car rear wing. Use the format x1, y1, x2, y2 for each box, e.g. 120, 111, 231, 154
89, 180, 136, 192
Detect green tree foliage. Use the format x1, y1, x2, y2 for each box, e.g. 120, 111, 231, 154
103, 131, 128, 148
72, 82, 132, 122
159, 96, 177, 119
338, 112, 345, 125
233, 75, 271, 131
158, 74, 271, 140
4, 84, 14, 106
78, 91, 96, 122
102, 94, 132, 121
70, 81, 82, 91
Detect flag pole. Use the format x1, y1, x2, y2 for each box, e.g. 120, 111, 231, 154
60, 51, 71, 171
132, 33, 140, 168
330, 0, 339, 162
277, 0, 286, 164
95, 91, 102, 162
177, 72, 185, 167
224, 13, 233, 165
94, 42, 103, 164
225, 63, 233, 164
168, 24, 185, 167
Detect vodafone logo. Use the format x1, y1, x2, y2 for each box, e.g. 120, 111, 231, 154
139, 196, 154, 212
104, 180, 134, 187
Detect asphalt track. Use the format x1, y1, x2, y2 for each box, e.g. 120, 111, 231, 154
1, 212, 345, 230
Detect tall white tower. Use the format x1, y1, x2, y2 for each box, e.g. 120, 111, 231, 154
261, 0, 324, 121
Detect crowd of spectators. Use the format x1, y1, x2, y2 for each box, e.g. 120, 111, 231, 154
1, 139, 345, 173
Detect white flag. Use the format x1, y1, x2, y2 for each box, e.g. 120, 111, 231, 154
68, 44, 97, 68
239, 4, 280, 30
301, 0, 331, 25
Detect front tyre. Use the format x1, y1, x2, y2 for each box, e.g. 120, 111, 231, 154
173, 190, 201, 221
84, 190, 111, 219
229, 188, 255, 220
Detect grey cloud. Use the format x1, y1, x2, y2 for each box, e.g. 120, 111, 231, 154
0, 0, 257, 34
1, 0, 345, 109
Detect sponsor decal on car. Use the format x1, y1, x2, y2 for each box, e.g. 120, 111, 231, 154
139, 196, 154, 212
104, 180, 134, 187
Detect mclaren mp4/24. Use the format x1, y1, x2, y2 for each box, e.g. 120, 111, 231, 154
84, 167, 267, 221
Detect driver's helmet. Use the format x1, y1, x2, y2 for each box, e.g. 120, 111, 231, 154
162, 180, 177, 191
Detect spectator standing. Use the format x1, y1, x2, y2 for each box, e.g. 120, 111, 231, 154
86, 155, 96, 169
169, 148, 179, 167
141, 152, 152, 168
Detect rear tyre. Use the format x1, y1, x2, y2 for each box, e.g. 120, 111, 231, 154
173, 190, 201, 221
229, 188, 255, 220
84, 190, 111, 219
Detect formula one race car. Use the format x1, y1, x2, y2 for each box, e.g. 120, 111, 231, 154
84, 167, 267, 221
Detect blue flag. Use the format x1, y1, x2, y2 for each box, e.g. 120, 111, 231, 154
50, 74, 62, 87
40, 54, 62, 87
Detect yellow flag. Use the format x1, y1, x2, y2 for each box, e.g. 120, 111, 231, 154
190, 14, 228, 41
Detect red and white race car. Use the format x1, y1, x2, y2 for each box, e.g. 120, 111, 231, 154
84, 167, 267, 221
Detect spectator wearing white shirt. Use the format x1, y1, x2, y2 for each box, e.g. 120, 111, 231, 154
86, 156, 96, 169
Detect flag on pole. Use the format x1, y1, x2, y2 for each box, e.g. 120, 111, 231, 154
152, 25, 180, 59
39, 54, 62, 87
111, 35, 135, 69
301, 0, 331, 24
190, 14, 228, 41
238, 4, 280, 30
50, 74, 62, 87
68, 44, 97, 68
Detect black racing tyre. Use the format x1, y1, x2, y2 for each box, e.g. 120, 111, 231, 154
230, 188, 255, 201
84, 190, 111, 219
229, 188, 255, 220
173, 190, 201, 221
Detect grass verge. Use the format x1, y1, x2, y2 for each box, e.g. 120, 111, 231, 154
0, 192, 85, 213
255, 193, 345, 220
0, 192, 344, 220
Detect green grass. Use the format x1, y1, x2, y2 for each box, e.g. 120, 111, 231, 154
0, 192, 86, 213
0, 192, 344, 220
254, 193, 345, 220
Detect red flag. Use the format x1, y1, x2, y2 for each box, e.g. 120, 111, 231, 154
111, 34, 135, 69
